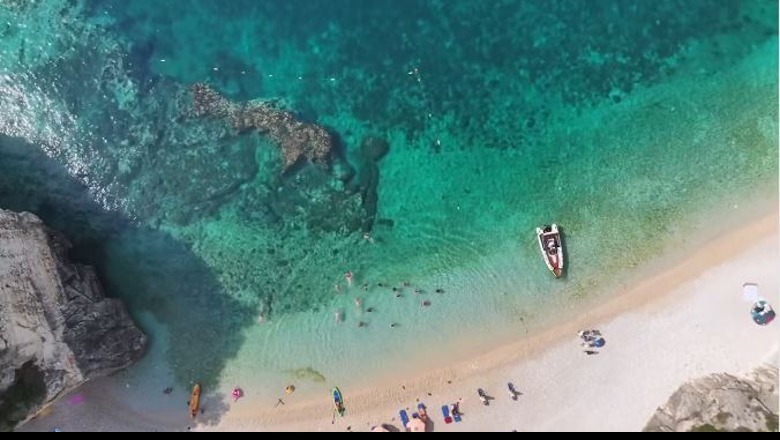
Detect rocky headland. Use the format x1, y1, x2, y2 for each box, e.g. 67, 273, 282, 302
0, 209, 146, 431
644, 365, 779, 432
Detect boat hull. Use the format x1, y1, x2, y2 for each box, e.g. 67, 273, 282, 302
333, 387, 346, 417
536, 224, 564, 278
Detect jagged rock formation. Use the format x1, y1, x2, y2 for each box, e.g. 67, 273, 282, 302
0, 209, 146, 431
191, 83, 333, 171
644, 365, 779, 432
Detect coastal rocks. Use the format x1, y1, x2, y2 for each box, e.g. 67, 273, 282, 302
191, 83, 334, 172
644, 365, 779, 432
0, 210, 146, 431
246, 161, 365, 234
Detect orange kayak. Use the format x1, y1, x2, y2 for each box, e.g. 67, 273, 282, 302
189, 384, 201, 419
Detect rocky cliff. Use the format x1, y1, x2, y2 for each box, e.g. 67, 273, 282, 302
0, 209, 146, 430
644, 365, 779, 432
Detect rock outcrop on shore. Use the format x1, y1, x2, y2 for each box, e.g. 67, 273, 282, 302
0, 209, 146, 431
644, 365, 779, 432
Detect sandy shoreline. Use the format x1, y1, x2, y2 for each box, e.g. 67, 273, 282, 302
17, 207, 778, 432
203, 210, 778, 432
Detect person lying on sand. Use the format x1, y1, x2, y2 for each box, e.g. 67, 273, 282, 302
451, 402, 462, 417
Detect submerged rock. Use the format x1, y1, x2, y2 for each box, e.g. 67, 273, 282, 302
644, 365, 779, 432
191, 83, 334, 172
359, 136, 390, 162
0, 209, 146, 431
357, 136, 391, 232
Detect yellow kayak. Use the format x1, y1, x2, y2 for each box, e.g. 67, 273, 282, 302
189, 384, 201, 419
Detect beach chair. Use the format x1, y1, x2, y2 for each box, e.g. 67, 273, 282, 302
453, 407, 462, 423
440, 405, 453, 424
399, 409, 410, 429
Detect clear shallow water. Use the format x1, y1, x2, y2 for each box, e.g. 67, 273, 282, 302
0, 0, 777, 425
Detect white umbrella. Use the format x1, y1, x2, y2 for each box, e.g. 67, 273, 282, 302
743, 283, 760, 303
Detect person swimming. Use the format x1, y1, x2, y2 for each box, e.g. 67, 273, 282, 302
345, 271, 353, 287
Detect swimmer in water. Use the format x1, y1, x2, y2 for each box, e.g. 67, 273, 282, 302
354, 297, 363, 311
334, 310, 343, 323
345, 271, 353, 287
334, 284, 342, 293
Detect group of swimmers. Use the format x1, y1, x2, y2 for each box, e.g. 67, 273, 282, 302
334, 271, 444, 328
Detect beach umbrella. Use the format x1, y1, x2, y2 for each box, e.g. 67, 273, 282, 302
751, 301, 775, 326
371, 425, 390, 432
407, 417, 426, 433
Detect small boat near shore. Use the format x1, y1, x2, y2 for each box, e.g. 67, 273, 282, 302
332, 387, 346, 417
536, 224, 564, 278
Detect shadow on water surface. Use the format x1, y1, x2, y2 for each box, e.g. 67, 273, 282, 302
0, 134, 253, 427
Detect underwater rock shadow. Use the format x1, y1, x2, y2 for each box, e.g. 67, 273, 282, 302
0, 134, 251, 427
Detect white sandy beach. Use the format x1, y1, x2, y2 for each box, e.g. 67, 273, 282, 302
207, 212, 778, 432
18, 210, 779, 432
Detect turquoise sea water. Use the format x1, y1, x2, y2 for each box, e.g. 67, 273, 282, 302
0, 0, 777, 427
